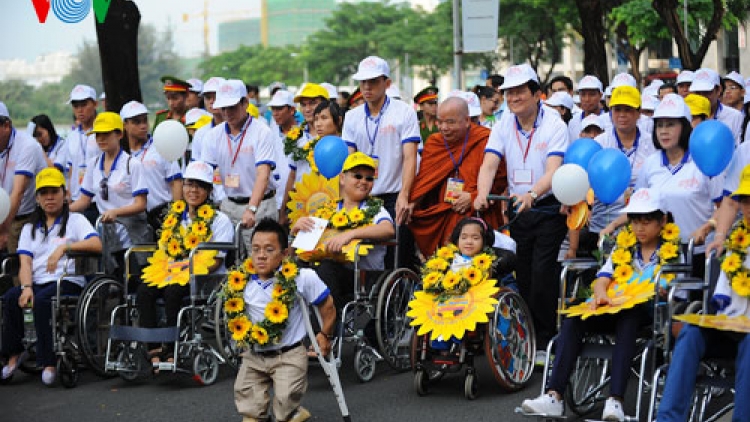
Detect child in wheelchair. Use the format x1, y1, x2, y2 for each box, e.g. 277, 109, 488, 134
1, 168, 102, 385
521, 188, 680, 421
656, 169, 750, 422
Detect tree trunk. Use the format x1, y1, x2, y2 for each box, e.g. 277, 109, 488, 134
575, 0, 609, 86
652, 0, 725, 70
95, 0, 141, 112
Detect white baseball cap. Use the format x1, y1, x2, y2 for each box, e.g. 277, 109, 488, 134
545, 91, 574, 110
648, 79, 664, 89
641, 95, 660, 112
642, 85, 659, 98
676, 70, 695, 84
352, 56, 390, 81
653, 93, 691, 121
183, 160, 214, 185
201, 77, 226, 95
499, 64, 539, 90
214, 79, 247, 109
581, 114, 605, 131
573, 94, 580, 104
185, 108, 212, 126
120, 101, 148, 120
386, 84, 401, 99
100, 92, 106, 100
320, 82, 338, 99
266, 90, 296, 107
187, 78, 203, 93
689, 68, 720, 92
621, 188, 665, 214
723, 71, 745, 89
68, 84, 97, 103
745, 78, 750, 104
0, 102, 9, 118
268, 81, 287, 94
578, 75, 603, 93
611, 73, 637, 88
604, 86, 613, 97
447, 90, 481, 117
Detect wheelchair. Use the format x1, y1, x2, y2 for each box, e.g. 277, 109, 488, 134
647, 252, 737, 422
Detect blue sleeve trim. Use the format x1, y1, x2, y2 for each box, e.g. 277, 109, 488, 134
376, 217, 394, 225
256, 160, 276, 170
596, 271, 612, 279
401, 136, 421, 144
723, 189, 733, 197
15, 170, 33, 178
548, 151, 565, 158
132, 189, 148, 197
165, 173, 183, 182
311, 288, 331, 306
289, 164, 297, 171
84, 233, 99, 240
17, 249, 33, 258
80, 188, 95, 197
345, 141, 357, 150
712, 195, 724, 204
485, 149, 503, 159
711, 294, 731, 312
54, 163, 65, 172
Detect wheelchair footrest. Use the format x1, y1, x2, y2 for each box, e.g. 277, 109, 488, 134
109, 325, 180, 343
514, 407, 567, 420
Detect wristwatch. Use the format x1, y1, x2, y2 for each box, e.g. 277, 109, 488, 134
527, 190, 538, 201
247, 204, 258, 213
20, 284, 31, 290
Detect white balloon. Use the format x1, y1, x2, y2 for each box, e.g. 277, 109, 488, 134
152, 120, 189, 162
0, 188, 9, 224
551, 164, 590, 206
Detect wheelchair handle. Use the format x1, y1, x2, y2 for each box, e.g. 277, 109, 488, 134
487, 194, 512, 202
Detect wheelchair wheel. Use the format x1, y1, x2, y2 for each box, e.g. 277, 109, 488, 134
57, 353, 78, 388
213, 292, 241, 370
192, 348, 219, 386
116, 342, 149, 381
565, 356, 609, 416
375, 268, 418, 372
464, 372, 479, 400
17, 347, 42, 375
409, 331, 445, 382
354, 346, 377, 383
484, 289, 535, 392
76, 276, 125, 377
413, 368, 429, 395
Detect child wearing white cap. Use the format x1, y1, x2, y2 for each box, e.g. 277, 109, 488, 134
568, 75, 605, 142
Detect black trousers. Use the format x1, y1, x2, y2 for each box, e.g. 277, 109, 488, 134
313, 260, 354, 314
376, 193, 419, 272
510, 209, 567, 346
136, 283, 190, 350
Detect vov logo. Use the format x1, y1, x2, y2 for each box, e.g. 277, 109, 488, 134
31, 0, 112, 24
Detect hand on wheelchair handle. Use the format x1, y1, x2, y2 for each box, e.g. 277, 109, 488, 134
18, 288, 33, 308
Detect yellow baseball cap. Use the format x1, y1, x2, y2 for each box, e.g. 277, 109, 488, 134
685, 93, 711, 118
36, 167, 66, 191
342, 152, 376, 172
293, 83, 329, 103
87, 112, 123, 135
732, 164, 750, 198
609, 86, 641, 109
246, 102, 260, 118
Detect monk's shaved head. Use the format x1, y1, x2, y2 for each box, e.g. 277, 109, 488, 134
437, 97, 471, 144
439, 97, 470, 120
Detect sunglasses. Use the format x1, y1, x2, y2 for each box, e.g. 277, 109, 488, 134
100, 178, 109, 201
349, 173, 375, 182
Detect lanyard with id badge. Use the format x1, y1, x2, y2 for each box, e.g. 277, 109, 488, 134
615, 129, 640, 205
224, 117, 252, 189
443, 130, 469, 204
513, 115, 537, 186
365, 98, 390, 180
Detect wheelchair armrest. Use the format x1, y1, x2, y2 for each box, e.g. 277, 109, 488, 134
661, 263, 693, 274
669, 278, 708, 292
561, 258, 599, 271
193, 242, 237, 253
359, 238, 397, 247
1, 254, 20, 277
128, 243, 159, 253
66, 251, 101, 259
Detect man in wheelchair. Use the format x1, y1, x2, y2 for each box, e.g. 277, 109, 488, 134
1, 168, 102, 385
656, 172, 750, 422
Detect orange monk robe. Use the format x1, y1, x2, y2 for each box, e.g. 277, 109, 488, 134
409, 124, 508, 257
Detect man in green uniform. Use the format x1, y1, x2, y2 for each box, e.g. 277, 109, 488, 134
153, 76, 191, 130
414, 86, 439, 141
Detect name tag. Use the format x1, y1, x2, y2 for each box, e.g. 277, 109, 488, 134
213, 169, 222, 185
513, 169, 533, 184
78, 168, 86, 186
444, 178, 464, 204
225, 173, 240, 188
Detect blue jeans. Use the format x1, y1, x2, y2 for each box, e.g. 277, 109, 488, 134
657, 324, 750, 422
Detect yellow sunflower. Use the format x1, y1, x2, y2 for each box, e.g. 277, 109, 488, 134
288, 127, 301, 140
426, 258, 449, 271
229, 315, 251, 341
167, 239, 182, 257
281, 261, 299, 279
228, 270, 248, 292
159, 229, 172, 244
183, 233, 200, 250
616, 229, 637, 248
243, 258, 256, 274
732, 271, 750, 297
722, 253, 743, 274
613, 264, 634, 283
191, 221, 208, 236
442, 271, 461, 289
331, 211, 349, 229
731, 228, 750, 249
423, 272, 442, 289
436, 247, 454, 260
224, 297, 245, 313
658, 242, 679, 261
661, 223, 680, 242
271, 283, 285, 299
463, 267, 483, 286
164, 214, 178, 229
348, 208, 365, 224
171, 200, 186, 213
472, 254, 492, 271
265, 300, 289, 324
611, 248, 632, 266
251, 326, 269, 345
316, 207, 334, 220
178, 225, 188, 237
197, 204, 214, 219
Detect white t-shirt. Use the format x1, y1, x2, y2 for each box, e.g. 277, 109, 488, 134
203, 116, 278, 198
712, 251, 750, 318
337, 202, 394, 271
0, 129, 47, 216
66, 125, 101, 200
723, 140, 750, 196
714, 103, 744, 146
180, 209, 234, 272
342, 97, 422, 195
271, 127, 291, 210
48, 136, 69, 173
131, 137, 182, 211
190, 121, 216, 163
485, 104, 568, 198
243, 267, 330, 351
636, 151, 724, 250
17, 213, 99, 287
287, 129, 314, 183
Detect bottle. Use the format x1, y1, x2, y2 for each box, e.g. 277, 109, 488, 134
23, 307, 36, 344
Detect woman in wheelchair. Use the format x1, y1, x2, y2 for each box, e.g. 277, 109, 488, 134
656, 172, 750, 422
522, 188, 678, 421
136, 161, 233, 367
1, 168, 102, 385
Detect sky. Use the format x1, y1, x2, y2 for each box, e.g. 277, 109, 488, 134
1, 0, 263, 61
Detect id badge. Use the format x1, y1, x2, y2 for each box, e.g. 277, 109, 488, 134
78, 168, 86, 186
444, 177, 465, 204
513, 168, 533, 185
213, 169, 222, 185
225, 173, 240, 188
623, 187, 633, 205
370, 155, 379, 179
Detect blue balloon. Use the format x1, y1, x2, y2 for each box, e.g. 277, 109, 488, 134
587, 149, 632, 205
689, 120, 734, 177
564, 138, 602, 169
314, 135, 349, 179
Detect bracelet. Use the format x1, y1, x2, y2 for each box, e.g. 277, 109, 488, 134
65, 242, 72, 254
318, 331, 334, 340
707, 218, 717, 229
715, 231, 727, 239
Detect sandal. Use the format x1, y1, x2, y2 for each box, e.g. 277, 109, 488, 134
148, 349, 162, 374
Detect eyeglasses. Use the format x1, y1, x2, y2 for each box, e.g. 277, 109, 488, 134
99, 178, 109, 201
349, 173, 375, 182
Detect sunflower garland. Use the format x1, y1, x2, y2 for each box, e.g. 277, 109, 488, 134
721, 219, 750, 298
419, 244, 497, 303
611, 222, 681, 286
221, 257, 299, 347
314, 197, 383, 230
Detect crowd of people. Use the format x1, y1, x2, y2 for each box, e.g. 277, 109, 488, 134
0, 54, 748, 422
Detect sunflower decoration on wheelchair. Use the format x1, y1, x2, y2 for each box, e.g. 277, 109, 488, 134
221, 257, 299, 348
294, 197, 382, 263
407, 245, 500, 341
141, 200, 219, 288
561, 222, 681, 320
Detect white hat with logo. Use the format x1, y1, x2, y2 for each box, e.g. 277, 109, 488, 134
578, 75, 603, 93
187, 78, 204, 93
581, 114, 605, 131
621, 188, 666, 214
120, 101, 149, 120
723, 71, 745, 89
676, 70, 695, 85
213, 79, 247, 109
320, 82, 338, 99
68, 84, 97, 103
689, 68, 720, 92
202, 77, 226, 95
611, 73, 637, 89
352, 56, 390, 81
652, 93, 691, 121
266, 90, 296, 107
545, 91, 574, 110
499, 64, 539, 90
185, 108, 212, 126
447, 90, 481, 117
183, 160, 214, 185
641, 95, 660, 111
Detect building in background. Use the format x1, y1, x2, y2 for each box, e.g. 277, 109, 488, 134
218, 18, 262, 52
0, 52, 74, 87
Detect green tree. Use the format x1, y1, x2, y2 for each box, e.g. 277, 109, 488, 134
198, 44, 304, 87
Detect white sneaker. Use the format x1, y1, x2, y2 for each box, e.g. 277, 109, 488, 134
602, 397, 625, 421
41, 368, 56, 386
534, 350, 547, 367
521, 393, 564, 416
